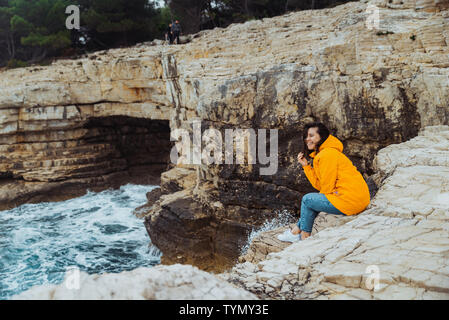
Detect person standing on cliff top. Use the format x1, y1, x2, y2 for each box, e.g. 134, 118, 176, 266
278, 122, 371, 242
171, 20, 182, 44
165, 23, 173, 44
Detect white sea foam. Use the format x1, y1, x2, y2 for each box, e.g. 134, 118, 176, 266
0, 184, 161, 300
240, 209, 296, 256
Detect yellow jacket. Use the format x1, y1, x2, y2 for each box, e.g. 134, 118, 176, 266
302, 135, 370, 215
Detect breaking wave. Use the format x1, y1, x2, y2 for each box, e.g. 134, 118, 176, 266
0, 184, 161, 300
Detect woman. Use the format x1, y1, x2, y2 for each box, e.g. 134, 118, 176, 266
278, 122, 370, 242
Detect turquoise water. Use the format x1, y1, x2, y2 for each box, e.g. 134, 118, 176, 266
0, 184, 162, 300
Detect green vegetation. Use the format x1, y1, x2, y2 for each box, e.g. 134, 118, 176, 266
78, 0, 162, 49
1, 0, 73, 67
167, 0, 357, 34
0, 0, 169, 67
0, 0, 357, 68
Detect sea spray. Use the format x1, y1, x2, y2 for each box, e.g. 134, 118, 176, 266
240, 209, 296, 256
0, 184, 161, 300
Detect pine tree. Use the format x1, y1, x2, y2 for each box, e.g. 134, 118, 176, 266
77, 0, 160, 49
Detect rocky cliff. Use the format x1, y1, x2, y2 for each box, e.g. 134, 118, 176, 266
223, 125, 449, 299
12, 125, 449, 300
1, 0, 448, 270
144, 0, 449, 270
0, 49, 175, 209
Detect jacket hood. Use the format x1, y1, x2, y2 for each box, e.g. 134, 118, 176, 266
310, 135, 343, 158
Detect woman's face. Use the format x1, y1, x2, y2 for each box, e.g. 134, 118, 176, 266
305, 127, 321, 151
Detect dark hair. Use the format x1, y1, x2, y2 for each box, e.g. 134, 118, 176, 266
302, 122, 330, 157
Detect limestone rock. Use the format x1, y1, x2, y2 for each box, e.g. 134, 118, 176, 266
160, 166, 197, 194
227, 126, 449, 300
240, 212, 358, 264
133, 187, 163, 218
1, 1, 448, 269
371, 125, 449, 220
12, 264, 257, 300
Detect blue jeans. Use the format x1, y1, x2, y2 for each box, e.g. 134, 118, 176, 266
298, 193, 345, 233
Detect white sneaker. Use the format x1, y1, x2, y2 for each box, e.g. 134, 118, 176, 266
277, 229, 301, 242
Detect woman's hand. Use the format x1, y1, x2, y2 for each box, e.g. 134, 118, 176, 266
297, 152, 309, 167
